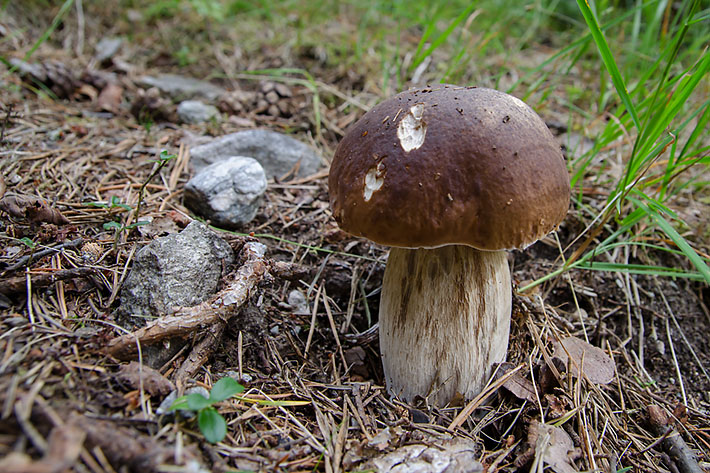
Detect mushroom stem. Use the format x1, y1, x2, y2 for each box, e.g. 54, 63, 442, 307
379, 245, 511, 405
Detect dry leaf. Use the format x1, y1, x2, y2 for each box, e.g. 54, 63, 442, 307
530, 420, 581, 473
76, 83, 98, 101
366, 426, 402, 452
544, 393, 569, 419
116, 361, 175, 397
498, 362, 537, 402
552, 336, 615, 385
0, 194, 70, 225
97, 82, 123, 113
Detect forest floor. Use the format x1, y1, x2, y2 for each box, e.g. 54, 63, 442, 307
1, 2, 709, 473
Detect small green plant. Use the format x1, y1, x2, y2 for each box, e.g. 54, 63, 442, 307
86, 195, 133, 212
19, 237, 36, 249
169, 376, 309, 444
86, 150, 177, 250
169, 377, 245, 444
86, 196, 145, 250
132, 150, 177, 226
139, 112, 154, 135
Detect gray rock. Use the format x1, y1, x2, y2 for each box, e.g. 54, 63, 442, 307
119, 221, 234, 328
190, 129, 323, 179
94, 37, 123, 63
184, 156, 267, 228
287, 289, 310, 315
177, 100, 220, 124
137, 74, 226, 101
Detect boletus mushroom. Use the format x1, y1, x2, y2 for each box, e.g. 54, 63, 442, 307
328, 85, 570, 405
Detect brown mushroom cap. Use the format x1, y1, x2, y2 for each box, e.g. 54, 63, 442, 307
328, 85, 571, 250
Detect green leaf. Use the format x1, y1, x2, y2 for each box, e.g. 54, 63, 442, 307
168, 395, 191, 411
160, 150, 177, 161
209, 377, 244, 402
150, 150, 177, 163
109, 196, 132, 211
198, 407, 227, 444
125, 220, 151, 229
186, 392, 213, 410
19, 237, 36, 249
103, 221, 122, 231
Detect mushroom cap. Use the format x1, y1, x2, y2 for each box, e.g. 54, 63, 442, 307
328, 85, 571, 250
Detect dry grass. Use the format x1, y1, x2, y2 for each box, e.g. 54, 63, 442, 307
1, 3, 709, 473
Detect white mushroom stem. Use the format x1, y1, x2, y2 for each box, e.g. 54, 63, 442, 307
379, 245, 511, 405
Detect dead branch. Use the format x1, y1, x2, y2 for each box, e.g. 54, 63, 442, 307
647, 405, 703, 473
105, 242, 267, 360
269, 260, 313, 281
173, 320, 227, 385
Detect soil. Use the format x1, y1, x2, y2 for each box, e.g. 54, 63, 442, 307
1, 3, 709, 473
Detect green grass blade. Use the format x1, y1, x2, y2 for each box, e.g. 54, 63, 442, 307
576, 0, 641, 131
629, 196, 710, 284
409, 1, 478, 73
507, 5, 641, 95
233, 395, 309, 407
574, 261, 705, 281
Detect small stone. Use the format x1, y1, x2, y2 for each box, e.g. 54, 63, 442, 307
287, 289, 309, 315
138, 74, 226, 101
264, 91, 279, 104
184, 156, 267, 228
189, 129, 323, 179
188, 386, 210, 399
177, 100, 219, 124
217, 90, 257, 114
94, 37, 123, 63
156, 390, 178, 416
274, 83, 292, 97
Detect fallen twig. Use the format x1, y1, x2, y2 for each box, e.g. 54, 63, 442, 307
105, 242, 268, 360
0, 267, 95, 294
173, 320, 227, 385
3, 238, 84, 274
647, 405, 703, 473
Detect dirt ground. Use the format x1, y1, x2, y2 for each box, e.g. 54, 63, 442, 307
1, 3, 709, 473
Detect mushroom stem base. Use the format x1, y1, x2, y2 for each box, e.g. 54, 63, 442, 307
379, 246, 511, 405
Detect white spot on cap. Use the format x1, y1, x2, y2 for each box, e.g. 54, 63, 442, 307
397, 104, 426, 152
363, 161, 385, 202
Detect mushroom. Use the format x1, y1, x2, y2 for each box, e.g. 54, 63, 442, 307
328, 85, 570, 405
